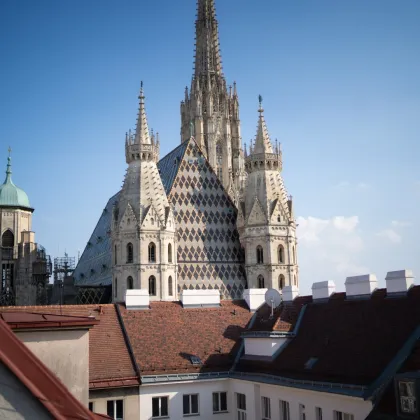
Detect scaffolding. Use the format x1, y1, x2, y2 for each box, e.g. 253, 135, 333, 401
53, 254, 75, 284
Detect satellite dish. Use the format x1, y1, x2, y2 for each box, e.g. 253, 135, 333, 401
265, 289, 282, 318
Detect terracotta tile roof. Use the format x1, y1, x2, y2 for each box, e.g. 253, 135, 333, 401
0, 304, 138, 387
0, 311, 99, 330
237, 286, 420, 386
0, 318, 106, 419
250, 296, 312, 333
118, 300, 253, 375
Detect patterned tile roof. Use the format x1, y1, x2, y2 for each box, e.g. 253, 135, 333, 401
118, 300, 253, 375
237, 286, 420, 386
0, 304, 138, 387
74, 192, 119, 286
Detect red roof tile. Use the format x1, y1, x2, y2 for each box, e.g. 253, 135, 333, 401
0, 304, 138, 387
238, 286, 420, 386
0, 311, 99, 330
0, 318, 105, 419
118, 300, 253, 375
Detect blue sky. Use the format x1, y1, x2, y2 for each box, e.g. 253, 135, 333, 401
1, 0, 419, 294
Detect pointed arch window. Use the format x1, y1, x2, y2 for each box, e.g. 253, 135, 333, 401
168, 276, 173, 297
2, 230, 14, 248
148, 242, 156, 263
149, 276, 156, 296
258, 275, 265, 289
216, 142, 223, 179
168, 243, 172, 263
126, 243, 133, 263
114, 245, 117, 265
294, 275, 297, 286
277, 215, 281, 223
278, 245, 284, 264
127, 276, 133, 290
279, 274, 285, 290
114, 278, 118, 298
292, 246, 296, 264
256, 246, 264, 264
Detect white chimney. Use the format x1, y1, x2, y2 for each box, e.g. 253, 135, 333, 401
125, 289, 150, 310
385, 270, 414, 294
283, 285, 299, 302
243, 288, 267, 312
312, 281, 335, 300
345, 274, 377, 298
181, 289, 220, 308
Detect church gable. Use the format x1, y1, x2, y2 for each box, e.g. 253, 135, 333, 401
119, 203, 138, 232
141, 204, 162, 230
247, 197, 267, 226
270, 198, 290, 225
167, 138, 246, 299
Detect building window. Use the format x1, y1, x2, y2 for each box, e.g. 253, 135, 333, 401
127, 276, 133, 290
2, 229, 14, 247
279, 274, 285, 290
107, 399, 123, 420
183, 394, 199, 416
278, 245, 284, 263
126, 243, 133, 263
217, 167, 223, 179
168, 276, 173, 297
294, 275, 297, 286
399, 381, 416, 414
292, 246, 296, 263
279, 400, 290, 420
152, 396, 169, 418
277, 215, 281, 222
256, 246, 263, 264
114, 278, 118, 298
258, 275, 265, 289
114, 245, 117, 265
213, 392, 227, 413
315, 407, 323, 420
168, 243, 172, 263
262, 396, 271, 419
88, 402, 94, 412
333, 411, 354, 420
236, 393, 246, 420
148, 242, 156, 262
299, 403, 306, 420
149, 276, 156, 296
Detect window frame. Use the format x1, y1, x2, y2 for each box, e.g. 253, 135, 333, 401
106, 399, 124, 420
279, 400, 290, 420
236, 393, 247, 420
148, 242, 156, 263
126, 242, 133, 263
149, 276, 156, 296
168, 276, 173, 297
258, 275, 265, 289
212, 391, 228, 413
127, 276, 133, 290
168, 243, 172, 263
315, 407, 323, 420
278, 245, 284, 263
256, 245, 264, 264
261, 396, 271, 419
333, 411, 354, 420
152, 396, 169, 418
183, 393, 199, 416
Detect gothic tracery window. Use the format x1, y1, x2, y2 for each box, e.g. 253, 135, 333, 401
279, 274, 285, 290
168, 276, 173, 297
149, 276, 156, 296
148, 242, 156, 263
256, 246, 264, 264
278, 245, 284, 264
126, 243, 133, 263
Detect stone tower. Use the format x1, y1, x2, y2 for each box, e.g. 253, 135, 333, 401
180, 0, 246, 201
237, 97, 299, 291
0, 151, 51, 306
111, 83, 177, 302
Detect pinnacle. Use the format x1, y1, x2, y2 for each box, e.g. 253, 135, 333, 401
253, 96, 274, 155
135, 81, 150, 145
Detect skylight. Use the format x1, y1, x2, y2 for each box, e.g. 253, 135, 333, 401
304, 357, 318, 370
190, 356, 202, 366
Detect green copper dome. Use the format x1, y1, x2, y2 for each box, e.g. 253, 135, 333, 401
0, 155, 32, 210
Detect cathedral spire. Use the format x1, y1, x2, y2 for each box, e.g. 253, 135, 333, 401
194, 0, 222, 77
135, 81, 150, 145
253, 95, 274, 155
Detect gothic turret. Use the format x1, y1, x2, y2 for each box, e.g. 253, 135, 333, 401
238, 97, 299, 292
180, 0, 246, 200
112, 83, 177, 302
